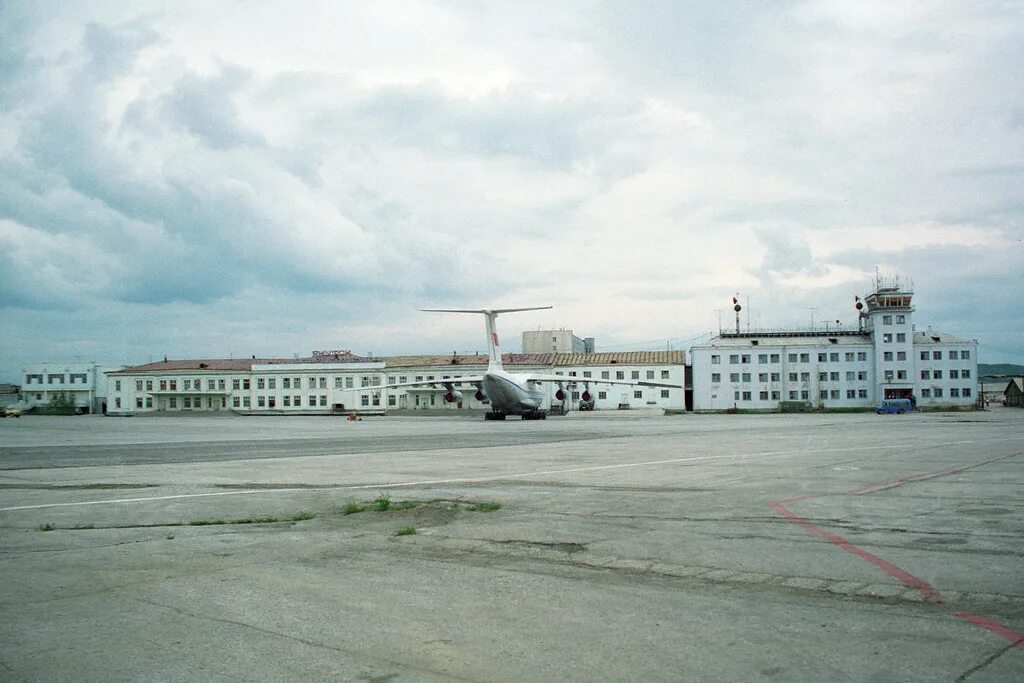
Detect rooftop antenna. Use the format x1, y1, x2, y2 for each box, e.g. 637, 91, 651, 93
732, 294, 742, 334
808, 306, 818, 331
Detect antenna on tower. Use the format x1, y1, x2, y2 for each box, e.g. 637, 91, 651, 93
732, 294, 742, 335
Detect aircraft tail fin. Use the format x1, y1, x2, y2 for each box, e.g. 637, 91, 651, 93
421, 306, 553, 371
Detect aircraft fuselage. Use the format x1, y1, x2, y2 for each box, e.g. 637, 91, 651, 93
481, 369, 546, 415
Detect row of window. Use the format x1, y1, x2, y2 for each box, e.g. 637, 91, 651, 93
24, 373, 89, 385
921, 369, 970, 379
713, 352, 870, 365
733, 389, 869, 402
921, 350, 971, 360
713, 371, 870, 383
921, 388, 972, 398
880, 315, 907, 325
555, 369, 672, 380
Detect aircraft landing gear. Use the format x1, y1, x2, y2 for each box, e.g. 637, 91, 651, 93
484, 411, 507, 421
520, 411, 547, 420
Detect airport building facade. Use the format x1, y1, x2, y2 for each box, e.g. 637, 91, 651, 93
690, 282, 978, 411
20, 362, 124, 413
105, 351, 686, 415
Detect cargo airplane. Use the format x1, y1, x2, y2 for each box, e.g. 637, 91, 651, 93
376, 307, 680, 420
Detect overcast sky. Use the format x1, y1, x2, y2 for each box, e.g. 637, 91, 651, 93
2, 1, 1022, 380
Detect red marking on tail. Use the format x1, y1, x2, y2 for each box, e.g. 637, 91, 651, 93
492, 332, 499, 346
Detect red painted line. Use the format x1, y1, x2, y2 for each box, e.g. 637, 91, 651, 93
953, 612, 1024, 648
767, 502, 943, 603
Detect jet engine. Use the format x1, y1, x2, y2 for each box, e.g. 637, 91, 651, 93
474, 390, 486, 401
581, 390, 592, 402
555, 389, 566, 401
444, 390, 464, 403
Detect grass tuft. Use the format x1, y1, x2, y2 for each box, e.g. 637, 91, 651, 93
470, 502, 502, 512
395, 526, 416, 536
373, 495, 391, 512
38, 523, 55, 532
342, 501, 365, 515
289, 511, 316, 522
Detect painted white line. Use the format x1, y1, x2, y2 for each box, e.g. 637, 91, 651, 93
0, 436, 1017, 512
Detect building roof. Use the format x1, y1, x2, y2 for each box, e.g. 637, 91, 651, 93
1005, 378, 1024, 395
553, 351, 685, 366
383, 353, 556, 368
109, 359, 295, 374
695, 333, 872, 349
913, 331, 976, 345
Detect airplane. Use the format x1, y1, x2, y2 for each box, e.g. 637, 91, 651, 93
375, 307, 681, 420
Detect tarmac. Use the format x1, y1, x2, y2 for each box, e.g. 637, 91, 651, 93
0, 410, 1022, 681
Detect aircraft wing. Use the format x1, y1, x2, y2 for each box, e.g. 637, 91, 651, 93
373, 376, 485, 391
518, 373, 681, 389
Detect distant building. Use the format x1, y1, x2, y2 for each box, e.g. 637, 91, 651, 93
105, 351, 685, 415
1006, 378, 1024, 407
522, 329, 595, 354
0, 384, 21, 410
21, 362, 124, 413
691, 279, 978, 411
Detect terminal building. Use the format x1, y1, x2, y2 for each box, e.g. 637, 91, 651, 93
20, 362, 124, 413
522, 329, 596, 354
690, 279, 978, 411
105, 350, 686, 415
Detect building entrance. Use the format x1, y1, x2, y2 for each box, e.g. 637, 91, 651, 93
884, 387, 913, 400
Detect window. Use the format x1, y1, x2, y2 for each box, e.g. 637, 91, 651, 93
361, 377, 370, 388
921, 389, 931, 398
294, 396, 301, 406
256, 378, 265, 390
661, 370, 669, 379
857, 352, 867, 361
283, 396, 291, 407
711, 355, 720, 365
933, 351, 941, 360
759, 373, 768, 382
934, 388, 943, 398
320, 378, 328, 389
218, 379, 225, 390
768, 390, 778, 400
616, 371, 624, 380
961, 350, 970, 360
233, 397, 241, 407
770, 372, 780, 382
831, 390, 840, 399
268, 378, 276, 389
634, 391, 643, 399
729, 355, 739, 364
921, 351, 930, 361
818, 353, 827, 362
243, 397, 250, 407
388, 395, 396, 406
846, 371, 855, 381
770, 354, 780, 363
169, 380, 177, 391
921, 370, 930, 380
950, 369, 959, 379
310, 395, 317, 406
601, 371, 610, 379
830, 372, 839, 381
146, 380, 153, 391
963, 369, 971, 378
963, 388, 972, 397
741, 373, 751, 382
883, 334, 892, 343
884, 352, 893, 361
759, 390, 769, 400
310, 378, 317, 389
661, 390, 670, 398
114, 380, 122, 391
711, 373, 721, 382
800, 373, 810, 382
646, 370, 655, 380
758, 354, 768, 364
160, 380, 168, 391
585, 371, 593, 378
788, 354, 798, 363
387, 376, 396, 384
257, 396, 265, 407
847, 390, 856, 399
136, 380, 143, 391
800, 353, 810, 363
933, 370, 943, 379
896, 333, 906, 342
897, 352, 906, 361
345, 377, 354, 388
207, 379, 215, 390
730, 373, 740, 382
320, 396, 328, 406
897, 370, 906, 380
845, 352, 854, 362
285, 378, 292, 389
950, 388, 960, 398
896, 315, 905, 324
819, 372, 828, 382
734, 391, 740, 401
294, 378, 302, 388
598, 391, 607, 399
885, 370, 894, 381
399, 377, 407, 383
820, 390, 828, 399
169, 397, 177, 408
800, 391, 808, 400
232, 379, 240, 390
741, 354, 750, 364
858, 389, 867, 399
858, 371, 867, 381
882, 315, 892, 325
741, 391, 751, 401
242, 379, 250, 390
135, 397, 142, 408
829, 353, 839, 362
631, 371, 640, 380
361, 395, 369, 407
788, 373, 798, 382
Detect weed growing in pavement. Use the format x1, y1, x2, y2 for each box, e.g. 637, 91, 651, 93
373, 495, 391, 511
470, 502, 502, 512
38, 523, 55, 531
289, 511, 316, 522
395, 526, 416, 536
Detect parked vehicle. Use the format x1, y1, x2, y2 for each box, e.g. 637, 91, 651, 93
578, 399, 595, 411
876, 398, 912, 414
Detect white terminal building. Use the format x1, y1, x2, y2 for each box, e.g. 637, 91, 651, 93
20, 362, 124, 413
105, 351, 686, 415
690, 279, 978, 411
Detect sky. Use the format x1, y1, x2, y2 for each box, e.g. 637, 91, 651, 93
2, 0, 1022, 381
